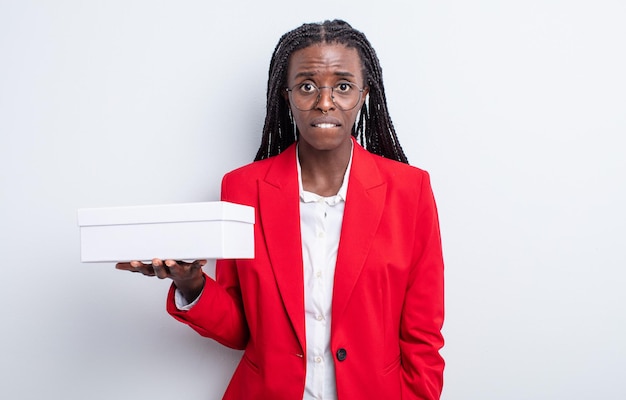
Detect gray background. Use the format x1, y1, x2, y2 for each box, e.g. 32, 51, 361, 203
1, 0, 625, 399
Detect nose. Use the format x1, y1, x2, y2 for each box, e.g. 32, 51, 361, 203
316, 86, 335, 112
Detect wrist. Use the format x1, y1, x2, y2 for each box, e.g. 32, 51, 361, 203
175, 274, 205, 303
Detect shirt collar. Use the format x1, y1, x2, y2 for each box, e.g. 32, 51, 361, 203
296, 141, 353, 204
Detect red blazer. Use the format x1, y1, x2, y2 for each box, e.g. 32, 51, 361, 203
167, 139, 445, 399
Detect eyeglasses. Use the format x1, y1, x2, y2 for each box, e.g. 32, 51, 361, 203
285, 82, 365, 111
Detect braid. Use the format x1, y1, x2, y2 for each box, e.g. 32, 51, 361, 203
255, 20, 408, 164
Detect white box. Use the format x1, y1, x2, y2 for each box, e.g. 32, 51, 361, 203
77, 201, 254, 263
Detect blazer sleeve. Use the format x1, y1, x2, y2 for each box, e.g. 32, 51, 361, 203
400, 171, 445, 399
166, 172, 250, 350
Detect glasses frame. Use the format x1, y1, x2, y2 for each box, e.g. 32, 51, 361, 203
285, 82, 366, 111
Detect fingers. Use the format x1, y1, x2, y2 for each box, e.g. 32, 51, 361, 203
115, 259, 208, 280
153, 259, 200, 279
115, 262, 133, 271
115, 260, 156, 276
153, 258, 171, 279
163, 259, 191, 278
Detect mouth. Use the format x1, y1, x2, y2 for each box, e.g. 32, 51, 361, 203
310, 117, 342, 129
313, 123, 340, 129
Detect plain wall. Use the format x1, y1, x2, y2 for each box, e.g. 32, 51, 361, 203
1, 1, 625, 399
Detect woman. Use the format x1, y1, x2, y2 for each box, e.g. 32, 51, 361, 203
117, 19, 444, 400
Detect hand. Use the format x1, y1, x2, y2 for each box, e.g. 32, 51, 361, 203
116, 258, 207, 302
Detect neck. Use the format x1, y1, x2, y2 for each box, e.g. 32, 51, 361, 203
298, 139, 352, 197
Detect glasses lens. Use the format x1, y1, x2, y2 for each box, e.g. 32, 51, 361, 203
290, 83, 318, 111
332, 82, 361, 110
289, 82, 362, 111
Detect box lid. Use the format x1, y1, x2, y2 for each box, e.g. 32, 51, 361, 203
77, 201, 254, 227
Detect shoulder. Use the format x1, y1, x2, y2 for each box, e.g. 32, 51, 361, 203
223, 156, 274, 183
352, 148, 436, 211
220, 146, 296, 202
223, 143, 296, 184
375, 154, 428, 178
357, 146, 431, 188
219, 159, 271, 204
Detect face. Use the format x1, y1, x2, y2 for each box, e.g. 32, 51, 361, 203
285, 43, 369, 154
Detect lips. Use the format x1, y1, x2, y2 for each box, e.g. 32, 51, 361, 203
310, 117, 342, 128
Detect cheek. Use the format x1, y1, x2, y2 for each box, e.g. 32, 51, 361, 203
348, 109, 361, 125
292, 112, 307, 130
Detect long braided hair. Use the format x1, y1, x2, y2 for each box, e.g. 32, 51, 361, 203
254, 19, 409, 164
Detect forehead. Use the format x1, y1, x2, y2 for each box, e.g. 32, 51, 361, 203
287, 43, 364, 82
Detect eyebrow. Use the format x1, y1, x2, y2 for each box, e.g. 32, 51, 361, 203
293, 71, 356, 79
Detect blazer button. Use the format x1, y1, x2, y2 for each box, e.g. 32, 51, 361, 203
336, 348, 347, 362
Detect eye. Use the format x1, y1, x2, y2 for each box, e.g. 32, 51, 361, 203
335, 82, 354, 93
298, 82, 317, 94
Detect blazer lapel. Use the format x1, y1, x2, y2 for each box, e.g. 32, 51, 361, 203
332, 142, 387, 323
258, 144, 307, 351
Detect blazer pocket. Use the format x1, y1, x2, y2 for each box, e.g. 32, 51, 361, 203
242, 353, 260, 375
382, 355, 401, 376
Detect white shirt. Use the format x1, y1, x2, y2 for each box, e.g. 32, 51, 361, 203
298, 145, 351, 400
176, 144, 353, 400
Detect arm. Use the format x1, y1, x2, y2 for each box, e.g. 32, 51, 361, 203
116, 171, 251, 350
400, 171, 445, 399
115, 257, 250, 350
166, 259, 249, 350
165, 172, 250, 349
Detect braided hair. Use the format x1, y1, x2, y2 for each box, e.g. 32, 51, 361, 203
254, 19, 409, 164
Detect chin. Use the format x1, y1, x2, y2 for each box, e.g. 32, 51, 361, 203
303, 138, 348, 152
300, 131, 351, 149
